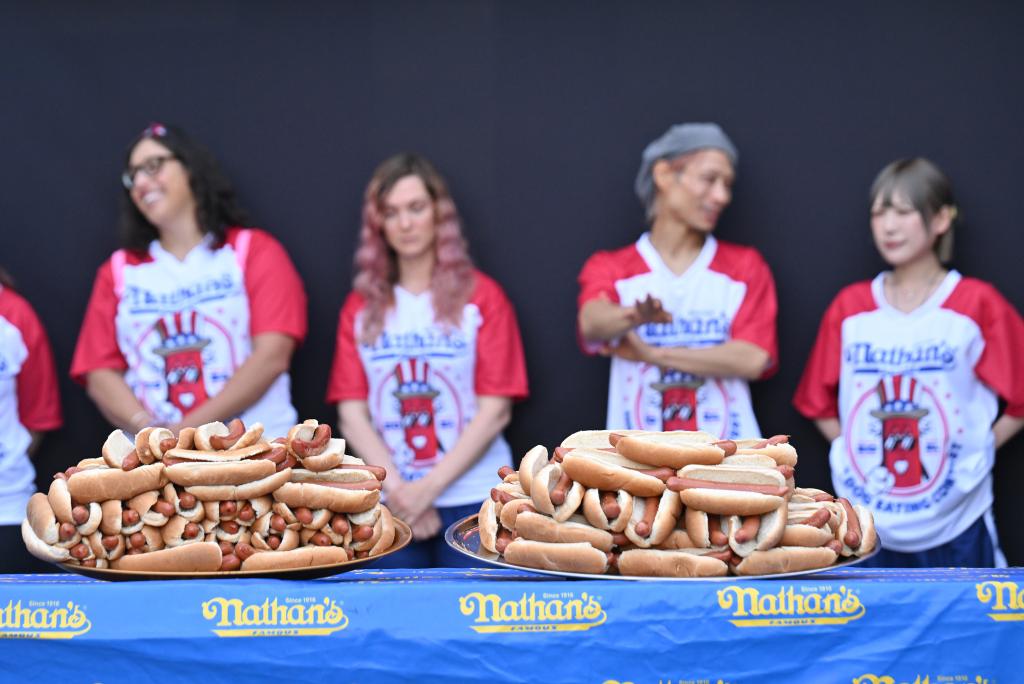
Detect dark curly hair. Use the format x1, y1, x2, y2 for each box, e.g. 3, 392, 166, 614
119, 123, 249, 253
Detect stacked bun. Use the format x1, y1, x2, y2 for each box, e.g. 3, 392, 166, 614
22, 419, 397, 572
478, 430, 877, 577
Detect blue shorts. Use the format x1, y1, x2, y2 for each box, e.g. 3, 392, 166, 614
858, 514, 996, 568
365, 502, 484, 569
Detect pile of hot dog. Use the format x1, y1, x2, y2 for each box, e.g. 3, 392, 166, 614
478, 430, 877, 577
21, 419, 397, 572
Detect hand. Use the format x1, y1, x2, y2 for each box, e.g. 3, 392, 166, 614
410, 507, 442, 541
386, 478, 440, 525
605, 331, 657, 364
628, 295, 672, 326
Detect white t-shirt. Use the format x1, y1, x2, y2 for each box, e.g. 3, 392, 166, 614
71, 229, 307, 439
0, 286, 61, 524
795, 271, 1024, 554
577, 233, 778, 438
328, 271, 528, 507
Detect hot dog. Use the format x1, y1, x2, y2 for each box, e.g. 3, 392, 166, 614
733, 435, 799, 467
669, 464, 788, 516
618, 547, 731, 578
529, 463, 584, 522
836, 498, 877, 557
722, 502, 787, 557
513, 512, 615, 552
502, 539, 609, 574
581, 488, 634, 533
184, 468, 293, 502
624, 489, 682, 548
612, 431, 730, 469
732, 545, 839, 576
560, 447, 667, 497
274, 468, 381, 513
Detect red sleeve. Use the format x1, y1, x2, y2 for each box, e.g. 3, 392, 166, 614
793, 297, 845, 420
1, 291, 62, 430
577, 250, 623, 308
237, 229, 308, 343
945, 279, 1024, 417
472, 273, 529, 400
70, 259, 127, 384
721, 247, 779, 379
325, 292, 370, 403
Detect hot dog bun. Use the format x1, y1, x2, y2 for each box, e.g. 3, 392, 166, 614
732, 546, 838, 576
581, 488, 633, 532
672, 465, 787, 516
186, 468, 293, 502
166, 458, 276, 486
111, 541, 223, 572
66, 463, 168, 503
561, 448, 666, 497
241, 544, 349, 571
618, 548, 730, 577
502, 539, 609, 574
613, 431, 726, 469
517, 445, 549, 496
514, 512, 615, 552
478, 498, 500, 553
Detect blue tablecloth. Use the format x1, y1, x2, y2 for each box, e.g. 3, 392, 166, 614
0, 566, 1018, 683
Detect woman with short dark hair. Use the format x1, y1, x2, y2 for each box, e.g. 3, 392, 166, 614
795, 157, 1024, 567
71, 123, 307, 438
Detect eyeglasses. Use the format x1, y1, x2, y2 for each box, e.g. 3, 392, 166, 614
121, 155, 175, 190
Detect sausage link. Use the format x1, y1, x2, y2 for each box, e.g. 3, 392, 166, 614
634, 497, 658, 538
101, 535, 120, 551
331, 515, 350, 535
713, 440, 738, 457
235, 542, 256, 561
291, 424, 332, 457
310, 532, 332, 546
838, 498, 862, 549
497, 466, 515, 480
599, 491, 621, 520
220, 520, 240, 535
733, 515, 761, 544
72, 505, 90, 525
153, 501, 175, 518
218, 541, 235, 556
59, 522, 77, 541
220, 554, 241, 571
494, 528, 515, 554
159, 437, 178, 453
777, 465, 795, 480
210, 419, 246, 450
121, 451, 141, 471
768, 434, 790, 445
179, 492, 198, 509
267, 534, 282, 550
549, 471, 573, 506
801, 508, 831, 528
122, 510, 141, 527
270, 515, 287, 533
825, 539, 843, 554
352, 525, 374, 542
237, 504, 255, 523
128, 532, 146, 549
708, 516, 728, 546
294, 507, 314, 525
183, 523, 200, 539
69, 543, 90, 560
219, 501, 238, 517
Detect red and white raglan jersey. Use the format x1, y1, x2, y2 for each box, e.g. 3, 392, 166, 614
71, 228, 307, 439
0, 286, 62, 524
578, 233, 778, 438
794, 271, 1024, 555
327, 271, 528, 507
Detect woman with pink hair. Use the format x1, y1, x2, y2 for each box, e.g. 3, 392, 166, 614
327, 154, 528, 567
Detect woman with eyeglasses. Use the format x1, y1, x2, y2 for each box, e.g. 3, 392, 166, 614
71, 124, 307, 439
0, 267, 62, 572
794, 158, 1024, 567
326, 153, 528, 565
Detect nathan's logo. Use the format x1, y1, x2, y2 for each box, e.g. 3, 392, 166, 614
976, 580, 1024, 621
458, 591, 606, 633
201, 596, 348, 637
0, 600, 91, 639
716, 585, 865, 627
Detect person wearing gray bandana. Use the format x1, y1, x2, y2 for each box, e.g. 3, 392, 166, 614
576, 123, 778, 437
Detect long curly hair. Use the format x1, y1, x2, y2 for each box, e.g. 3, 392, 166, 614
119, 123, 249, 253
353, 153, 475, 344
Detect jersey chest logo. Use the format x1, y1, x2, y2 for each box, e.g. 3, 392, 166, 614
631, 365, 732, 437
845, 373, 950, 498
373, 357, 464, 480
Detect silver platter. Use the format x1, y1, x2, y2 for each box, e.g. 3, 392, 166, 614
445, 514, 878, 582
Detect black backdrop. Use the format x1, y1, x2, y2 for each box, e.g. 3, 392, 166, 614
4, 2, 1023, 562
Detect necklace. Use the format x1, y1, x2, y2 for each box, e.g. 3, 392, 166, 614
886, 269, 946, 313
